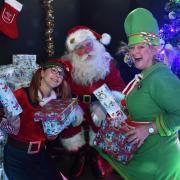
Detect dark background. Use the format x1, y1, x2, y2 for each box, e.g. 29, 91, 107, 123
0, 0, 168, 83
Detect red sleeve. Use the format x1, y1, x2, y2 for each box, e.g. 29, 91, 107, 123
105, 61, 125, 91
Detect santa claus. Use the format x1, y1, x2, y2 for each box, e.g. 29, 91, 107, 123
60, 26, 125, 178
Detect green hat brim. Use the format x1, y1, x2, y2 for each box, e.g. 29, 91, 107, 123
128, 34, 160, 46
42, 61, 64, 69
41, 61, 66, 76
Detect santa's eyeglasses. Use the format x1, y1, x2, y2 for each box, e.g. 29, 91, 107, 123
74, 39, 93, 51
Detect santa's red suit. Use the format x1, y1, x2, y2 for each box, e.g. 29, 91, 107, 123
60, 61, 125, 144
59, 26, 125, 178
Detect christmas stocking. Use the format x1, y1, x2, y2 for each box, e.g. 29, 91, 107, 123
0, 0, 23, 39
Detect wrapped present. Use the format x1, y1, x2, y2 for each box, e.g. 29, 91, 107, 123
34, 99, 78, 136
94, 116, 147, 164
7, 78, 30, 90
93, 83, 127, 121
13, 67, 38, 80
0, 79, 22, 118
12, 54, 37, 68
0, 64, 15, 81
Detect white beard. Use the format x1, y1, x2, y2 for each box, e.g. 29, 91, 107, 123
69, 41, 111, 86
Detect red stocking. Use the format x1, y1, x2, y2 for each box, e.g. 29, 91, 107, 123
0, 0, 23, 39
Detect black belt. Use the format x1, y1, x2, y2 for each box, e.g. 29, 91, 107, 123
73, 94, 97, 103
7, 137, 46, 154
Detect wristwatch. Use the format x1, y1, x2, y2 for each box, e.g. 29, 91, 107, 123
148, 123, 155, 134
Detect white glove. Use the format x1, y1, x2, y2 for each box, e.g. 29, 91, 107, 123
90, 101, 107, 127
71, 105, 84, 127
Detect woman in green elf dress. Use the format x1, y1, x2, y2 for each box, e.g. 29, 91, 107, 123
97, 8, 180, 180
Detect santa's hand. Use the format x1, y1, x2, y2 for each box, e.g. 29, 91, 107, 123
71, 105, 84, 127
90, 101, 107, 127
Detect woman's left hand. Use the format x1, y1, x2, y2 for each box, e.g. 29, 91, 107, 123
125, 122, 150, 147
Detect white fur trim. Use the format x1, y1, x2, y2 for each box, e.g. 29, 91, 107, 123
89, 128, 97, 146
111, 90, 125, 103
60, 130, 86, 151
38, 90, 57, 107
100, 33, 111, 45
5, 0, 23, 12
66, 29, 96, 51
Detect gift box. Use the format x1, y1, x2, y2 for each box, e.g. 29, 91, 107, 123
0, 79, 22, 118
7, 78, 30, 90
94, 116, 146, 164
0, 64, 15, 81
34, 99, 78, 136
93, 84, 126, 121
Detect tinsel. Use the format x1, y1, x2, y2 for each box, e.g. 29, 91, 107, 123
43, 0, 55, 57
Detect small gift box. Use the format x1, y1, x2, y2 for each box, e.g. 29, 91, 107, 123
34, 99, 78, 136
94, 116, 145, 164
0, 79, 22, 118
12, 54, 37, 68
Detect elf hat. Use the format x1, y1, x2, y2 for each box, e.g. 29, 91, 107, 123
124, 8, 160, 46
66, 25, 111, 51
41, 59, 71, 76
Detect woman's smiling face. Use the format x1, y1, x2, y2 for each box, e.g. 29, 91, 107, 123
129, 43, 157, 70
41, 67, 63, 89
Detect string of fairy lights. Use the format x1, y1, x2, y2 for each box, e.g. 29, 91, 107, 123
43, 0, 55, 57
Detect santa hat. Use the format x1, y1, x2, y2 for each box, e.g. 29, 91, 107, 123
66, 25, 111, 51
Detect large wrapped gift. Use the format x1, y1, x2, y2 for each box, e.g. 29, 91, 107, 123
0, 79, 22, 118
94, 116, 147, 164
34, 99, 78, 136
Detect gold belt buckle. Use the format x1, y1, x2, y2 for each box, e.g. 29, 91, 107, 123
83, 95, 91, 103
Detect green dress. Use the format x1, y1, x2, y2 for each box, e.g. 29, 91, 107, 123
97, 63, 180, 180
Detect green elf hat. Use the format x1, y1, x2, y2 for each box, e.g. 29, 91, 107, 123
124, 8, 160, 46
41, 59, 71, 76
